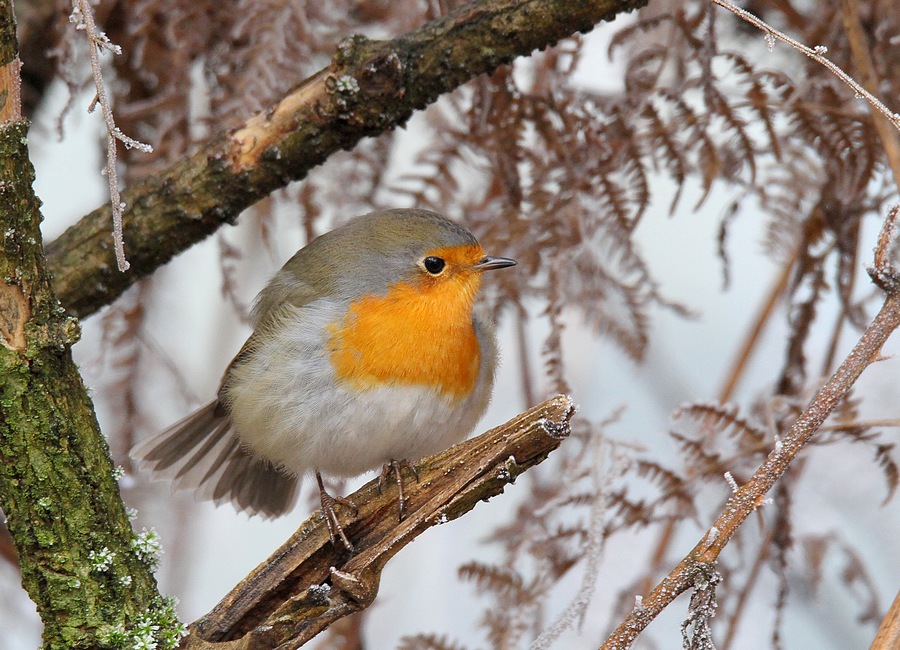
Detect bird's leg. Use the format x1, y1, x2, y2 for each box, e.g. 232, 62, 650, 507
316, 471, 357, 551
378, 459, 420, 521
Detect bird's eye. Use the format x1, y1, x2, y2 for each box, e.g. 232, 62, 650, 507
422, 256, 446, 275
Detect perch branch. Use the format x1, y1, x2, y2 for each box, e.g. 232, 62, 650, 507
601, 208, 900, 649
45, 0, 646, 319
178, 395, 574, 649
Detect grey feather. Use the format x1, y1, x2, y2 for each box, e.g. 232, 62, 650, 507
131, 401, 299, 518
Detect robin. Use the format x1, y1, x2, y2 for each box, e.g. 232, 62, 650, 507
132, 208, 516, 549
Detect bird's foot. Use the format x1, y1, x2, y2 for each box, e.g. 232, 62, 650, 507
316, 471, 357, 551
378, 459, 419, 521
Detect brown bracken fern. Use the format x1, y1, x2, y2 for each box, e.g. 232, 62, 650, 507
18, 0, 900, 647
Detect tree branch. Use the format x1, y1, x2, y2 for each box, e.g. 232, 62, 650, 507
600, 209, 900, 649
44, 0, 646, 319
176, 395, 573, 649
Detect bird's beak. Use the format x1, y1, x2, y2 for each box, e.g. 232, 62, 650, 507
473, 256, 517, 271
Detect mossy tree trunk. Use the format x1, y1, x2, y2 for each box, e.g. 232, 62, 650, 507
0, 2, 177, 648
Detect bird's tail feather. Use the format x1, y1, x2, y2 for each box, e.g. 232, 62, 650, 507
131, 401, 299, 518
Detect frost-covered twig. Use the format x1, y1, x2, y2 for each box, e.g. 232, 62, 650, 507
69, 0, 152, 272
530, 438, 630, 649
867, 205, 900, 292
708, 0, 900, 133
681, 567, 721, 650
601, 205, 900, 649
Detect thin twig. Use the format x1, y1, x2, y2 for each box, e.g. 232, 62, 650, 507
530, 438, 629, 649
601, 290, 900, 649
708, 0, 900, 134
69, 0, 152, 272
869, 205, 900, 288
600, 205, 900, 648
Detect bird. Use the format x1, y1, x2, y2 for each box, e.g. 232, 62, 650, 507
131, 207, 516, 548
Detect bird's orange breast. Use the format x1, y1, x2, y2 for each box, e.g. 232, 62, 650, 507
327, 247, 484, 400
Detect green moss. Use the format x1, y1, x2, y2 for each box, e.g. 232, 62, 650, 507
97, 596, 186, 650
0, 82, 165, 650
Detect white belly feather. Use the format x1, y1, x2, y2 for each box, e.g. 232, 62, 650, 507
224, 299, 494, 478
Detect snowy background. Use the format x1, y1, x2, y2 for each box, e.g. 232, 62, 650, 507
3, 11, 899, 649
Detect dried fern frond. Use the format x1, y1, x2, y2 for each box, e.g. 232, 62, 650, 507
458, 562, 529, 601
672, 402, 768, 444
397, 634, 470, 650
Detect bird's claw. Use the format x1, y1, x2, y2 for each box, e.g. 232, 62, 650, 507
378, 459, 419, 521
316, 471, 357, 551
